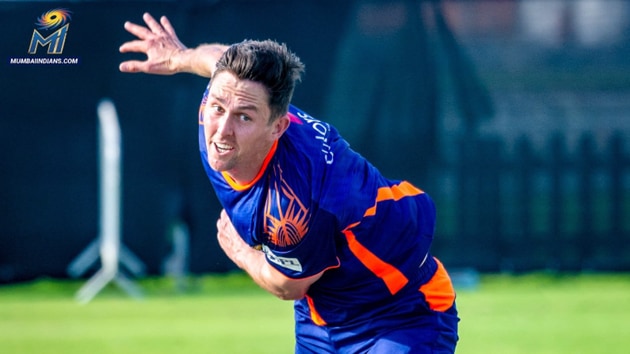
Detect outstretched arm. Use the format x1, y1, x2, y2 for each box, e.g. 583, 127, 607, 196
119, 12, 227, 78
217, 210, 324, 300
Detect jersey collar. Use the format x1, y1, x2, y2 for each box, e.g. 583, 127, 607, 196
221, 140, 278, 192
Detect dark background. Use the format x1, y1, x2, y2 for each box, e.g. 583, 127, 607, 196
2, 0, 629, 283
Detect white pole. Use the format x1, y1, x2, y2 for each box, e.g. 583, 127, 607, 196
98, 99, 121, 277
73, 98, 143, 304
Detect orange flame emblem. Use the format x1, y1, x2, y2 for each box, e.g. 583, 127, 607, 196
36, 8, 72, 30
265, 165, 310, 248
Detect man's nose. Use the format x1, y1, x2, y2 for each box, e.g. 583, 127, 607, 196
215, 114, 233, 136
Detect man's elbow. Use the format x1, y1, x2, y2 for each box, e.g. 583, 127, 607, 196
262, 265, 322, 301
272, 279, 314, 301
274, 288, 307, 301
268, 281, 308, 300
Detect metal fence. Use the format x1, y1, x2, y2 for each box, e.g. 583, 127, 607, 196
431, 133, 630, 272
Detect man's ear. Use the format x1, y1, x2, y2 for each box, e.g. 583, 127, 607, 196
272, 114, 291, 139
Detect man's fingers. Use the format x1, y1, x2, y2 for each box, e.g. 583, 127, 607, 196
119, 39, 147, 54
119, 60, 145, 73
119, 13, 186, 76
143, 12, 165, 35
160, 16, 178, 38
123, 20, 152, 40
217, 210, 227, 228
218, 210, 238, 236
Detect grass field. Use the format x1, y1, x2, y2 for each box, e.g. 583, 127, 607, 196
0, 272, 628, 353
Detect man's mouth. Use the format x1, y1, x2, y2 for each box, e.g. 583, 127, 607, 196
214, 142, 234, 154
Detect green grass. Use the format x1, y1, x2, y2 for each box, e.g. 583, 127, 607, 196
456, 273, 630, 354
1, 272, 629, 353
0, 273, 295, 354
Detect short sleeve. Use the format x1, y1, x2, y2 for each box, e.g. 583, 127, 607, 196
262, 208, 340, 279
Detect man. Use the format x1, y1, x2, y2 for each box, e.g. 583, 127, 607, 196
120, 13, 459, 354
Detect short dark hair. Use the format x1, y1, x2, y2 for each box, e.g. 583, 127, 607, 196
213, 39, 305, 121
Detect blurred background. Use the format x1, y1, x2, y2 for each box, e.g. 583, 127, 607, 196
1, 0, 629, 285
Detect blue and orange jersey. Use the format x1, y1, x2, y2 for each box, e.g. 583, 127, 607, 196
199, 86, 454, 326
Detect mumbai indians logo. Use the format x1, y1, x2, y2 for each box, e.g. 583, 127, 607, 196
28, 8, 72, 54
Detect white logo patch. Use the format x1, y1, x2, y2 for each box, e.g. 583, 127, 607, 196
262, 245, 303, 272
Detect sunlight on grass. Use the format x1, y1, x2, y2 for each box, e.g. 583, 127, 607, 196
0, 273, 295, 354
1, 272, 629, 354
456, 273, 630, 354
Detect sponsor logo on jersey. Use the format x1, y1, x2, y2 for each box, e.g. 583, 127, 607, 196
262, 245, 303, 272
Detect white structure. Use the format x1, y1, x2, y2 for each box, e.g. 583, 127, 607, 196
67, 99, 145, 304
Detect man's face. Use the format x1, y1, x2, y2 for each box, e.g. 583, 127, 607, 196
203, 71, 288, 184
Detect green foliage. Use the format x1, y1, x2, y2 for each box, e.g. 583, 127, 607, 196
1, 272, 629, 353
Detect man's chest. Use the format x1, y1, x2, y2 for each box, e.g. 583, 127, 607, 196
228, 169, 312, 250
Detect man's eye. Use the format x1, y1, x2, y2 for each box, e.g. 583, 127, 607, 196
239, 115, 251, 122
211, 105, 223, 113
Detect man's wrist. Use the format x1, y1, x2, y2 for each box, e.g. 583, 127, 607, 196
169, 48, 193, 74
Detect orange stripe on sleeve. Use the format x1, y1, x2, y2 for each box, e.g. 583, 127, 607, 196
343, 230, 408, 295
377, 180, 423, 202
339, 181, 423, 294
306, 295, 327, 326
418, 258, 456, 312
364, 181, 424, 217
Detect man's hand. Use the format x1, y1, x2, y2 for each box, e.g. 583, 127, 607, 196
216, 209, 323, 300
217, 209, 260, 268
119, 12, 188, 75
